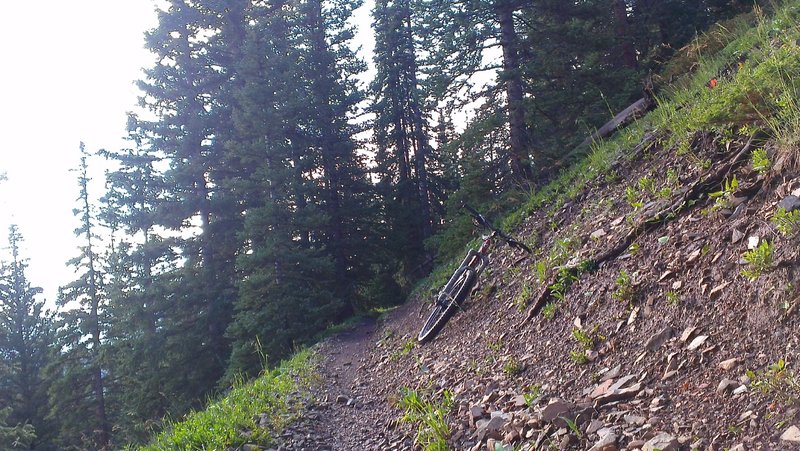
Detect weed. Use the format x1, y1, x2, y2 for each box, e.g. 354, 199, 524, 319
572, 327, 596, 350
503, 356, 523, 376
625, 186, 643, 209
541, 302, 557, 320
514, 283, 533, 311
612, 269, 634, 303
569, 350, 588, 365
747, 359, 800, 405
398, 388, 453, 451
534, 261, 548, 283
390, 340, 416, 361
637, 176, 656, 195
773, 207, 800, 235
666, 290, 680, 305
550, 268, 578, 302
751, 147, 771, 174
628, 242, 640, 255
560, 416, 583, 438
709, 175, 739, 210
742, 240, 774, 280
522, 384, 543, 407
487, 338, 503, 354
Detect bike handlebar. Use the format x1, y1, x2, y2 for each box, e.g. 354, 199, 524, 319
462, 204, 533, 254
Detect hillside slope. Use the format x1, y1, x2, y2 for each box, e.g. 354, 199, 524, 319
145, 3, 800, 450
273, 5, 800, 450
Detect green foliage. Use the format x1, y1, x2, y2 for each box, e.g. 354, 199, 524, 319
742, 240, 774, 280
503, 356, 523, 376
142, 350, 316, 450
625, 186, 643, 209
514, 283, 533, 311
541, 302, 557, 320
612, 269, 634, 303
0, 407, 35, 451
569, 350, 588, 365
773, 208, 800, 235
522, 384, 543, 407
751, 147, 771, 174
709, 175, 740, 211
534, 261, 548, 284
571, 328, 595, 350
747, 359, 800, 404
398, 388, 453, 451
666, 290, 681, 305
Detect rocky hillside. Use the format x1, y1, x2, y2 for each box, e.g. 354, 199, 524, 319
264, 4, 800, 451
148, 4, 800, 451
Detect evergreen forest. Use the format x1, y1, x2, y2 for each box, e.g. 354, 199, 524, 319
0, 0, 758, 449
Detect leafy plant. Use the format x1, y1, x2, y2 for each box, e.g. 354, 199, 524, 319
773, 207, 800, 235
612, 269, 634, 303
534, 261, 548, 283
665, 290, 680, 305
503, 356, 523, 376
709, 175, 739, 210
522, 384, 543, 407
625, 186, 643, 209
742, 240, 774, 280
514, 283, 533, 311
398, 388, 453, 451
569, 350, 588, 365
747, 359, 800, 405
637, 176, 656, 195
751, 147, 770, 174
541, 302, 557, 320
571, 327, 595, 350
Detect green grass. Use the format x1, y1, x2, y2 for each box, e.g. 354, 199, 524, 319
398, 388, 453, 451
141, 350, 317, 450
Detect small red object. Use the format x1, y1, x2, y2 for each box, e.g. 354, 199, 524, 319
708, 78, 718, 89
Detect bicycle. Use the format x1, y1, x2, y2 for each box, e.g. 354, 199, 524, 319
417, 205, 532, 343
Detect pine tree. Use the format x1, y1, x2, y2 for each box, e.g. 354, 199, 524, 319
0, 225, 55, 450
133, 0, 249, 396
47, 144, 112, 449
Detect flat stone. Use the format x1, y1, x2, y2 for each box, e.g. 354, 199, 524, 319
778, 195, 800, 212
718, 358, 740, 370
600, 365, 622, 381
587, 419, 605, 435
590, 379, 615, 399
542, 400, 576, 423
589, 431, 618, 451
731, 229, 745, 243
475, 415, 507, 442
781, 425, 800, 442
679, 326, 698, 342
642, 432, 679, 451
717, 379, 739, 394
594, 383, 642, 406
687, 335, 708, 351
624, 414, 647, 426
645, 326, 674, 351
470, 405, 485, 420
591, 229, 607, 240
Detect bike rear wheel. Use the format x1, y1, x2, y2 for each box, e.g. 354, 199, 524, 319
417, 267, 476, 343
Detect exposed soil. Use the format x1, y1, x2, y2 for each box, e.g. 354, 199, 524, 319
272, 133, 800, 450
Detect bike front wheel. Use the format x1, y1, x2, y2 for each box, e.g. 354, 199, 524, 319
417, 267, 476, 343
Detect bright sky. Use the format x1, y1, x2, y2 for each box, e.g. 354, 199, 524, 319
0, 1, 161, 304
0, 1, 378, 306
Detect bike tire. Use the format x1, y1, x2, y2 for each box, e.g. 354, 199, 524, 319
417, 267, 476, 343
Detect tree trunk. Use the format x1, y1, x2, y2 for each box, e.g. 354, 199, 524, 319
495, 0, 533, 182
404, 4, 433, 271
613, 0, 637, 68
